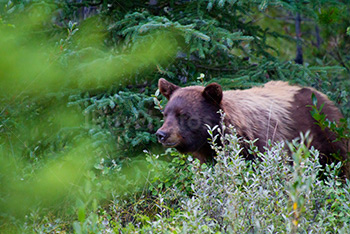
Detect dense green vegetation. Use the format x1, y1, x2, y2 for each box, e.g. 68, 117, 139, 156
0, 0, 349, 233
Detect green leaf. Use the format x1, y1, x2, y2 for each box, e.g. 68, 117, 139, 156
311, 93, 318, 106
73, 221, 82, 234
77, 207, 86, 223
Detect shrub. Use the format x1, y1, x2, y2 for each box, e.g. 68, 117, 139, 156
81, 122, 350, 233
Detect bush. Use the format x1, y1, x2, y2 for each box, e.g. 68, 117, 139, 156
68, 123, 350, 233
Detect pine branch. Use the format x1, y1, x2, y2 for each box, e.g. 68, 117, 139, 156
65, 0, 103, 7
261, 12, 313, 24
194, 64, 239, 72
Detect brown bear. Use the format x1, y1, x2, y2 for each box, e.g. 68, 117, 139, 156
156, 78, 350, 178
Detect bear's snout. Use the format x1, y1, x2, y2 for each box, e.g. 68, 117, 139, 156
156, 127, 181, 148
156, 130, 168, 143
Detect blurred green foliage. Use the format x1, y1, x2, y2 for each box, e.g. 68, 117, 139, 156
0, 0, 349, 232
0, 1, 177, 230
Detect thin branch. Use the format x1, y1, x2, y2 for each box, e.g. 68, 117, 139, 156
330, 51, 350, 73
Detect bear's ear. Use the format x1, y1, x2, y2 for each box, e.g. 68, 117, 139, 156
158, 78, 179, 100
202, 83, 223, 105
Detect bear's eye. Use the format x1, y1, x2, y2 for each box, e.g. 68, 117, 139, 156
177, 112, 189, 119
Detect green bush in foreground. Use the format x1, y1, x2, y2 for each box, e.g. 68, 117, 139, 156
66, 123, 350, 234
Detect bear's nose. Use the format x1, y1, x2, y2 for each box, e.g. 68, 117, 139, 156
156, 130, 168, 143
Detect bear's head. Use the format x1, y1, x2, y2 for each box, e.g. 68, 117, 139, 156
156, 78, 223, 158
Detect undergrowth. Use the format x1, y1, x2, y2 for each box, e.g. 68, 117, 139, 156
29, 123, 349, 234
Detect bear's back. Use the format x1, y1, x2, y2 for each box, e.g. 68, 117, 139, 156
221, 81, 345, 160
222, 81, 301, 145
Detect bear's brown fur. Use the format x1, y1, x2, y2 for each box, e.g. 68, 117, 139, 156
156, 78, 350, 178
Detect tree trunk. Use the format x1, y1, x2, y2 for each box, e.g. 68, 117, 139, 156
315, 24, 321, 49
295, 12, 303, 65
